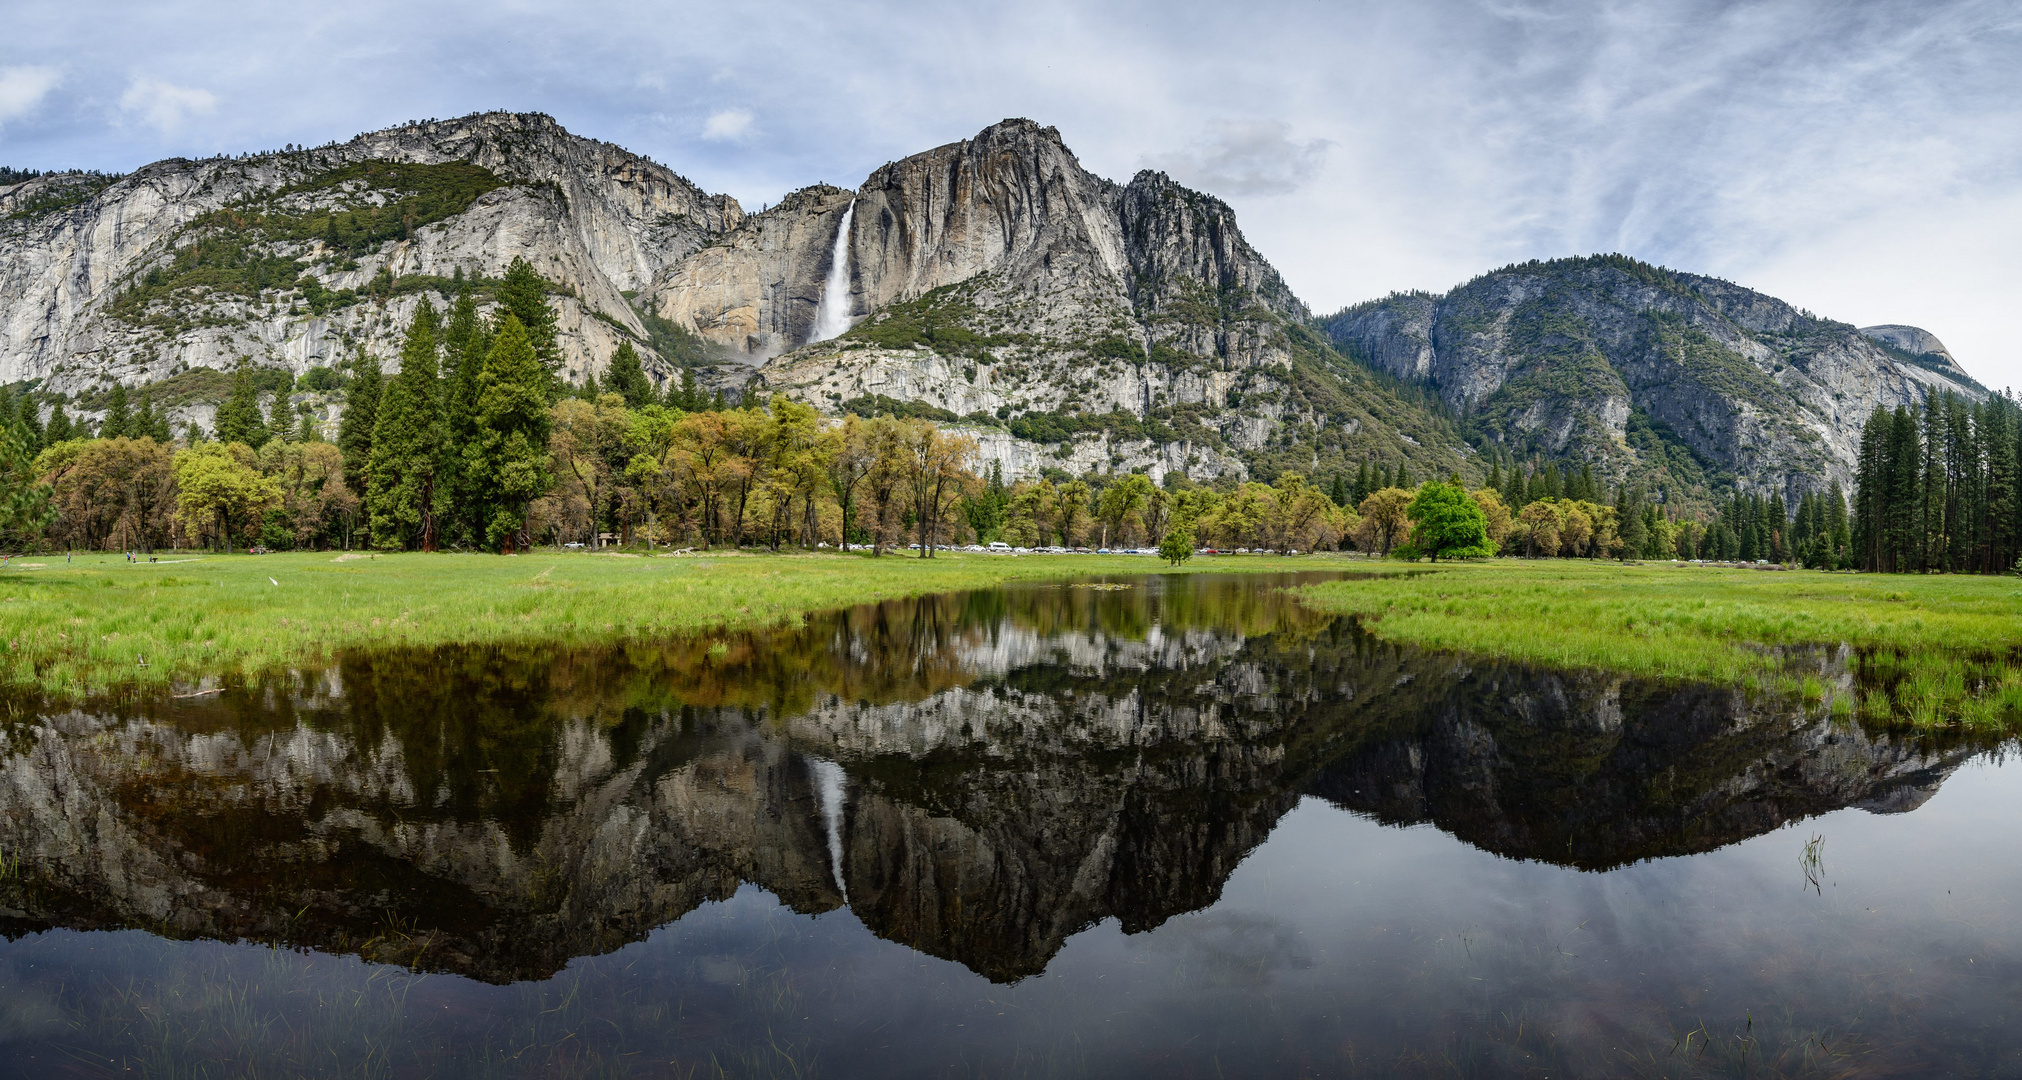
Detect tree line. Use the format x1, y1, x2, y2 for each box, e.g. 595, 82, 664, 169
3, 268, 2005, 573
1851, 390, 2022, 573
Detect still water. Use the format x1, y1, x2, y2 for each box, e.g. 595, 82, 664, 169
0, 573, 2015, 1078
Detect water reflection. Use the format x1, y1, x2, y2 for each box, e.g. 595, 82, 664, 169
0, 573, 1982, 993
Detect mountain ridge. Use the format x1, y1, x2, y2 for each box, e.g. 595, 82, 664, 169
0, 111, 1986, 499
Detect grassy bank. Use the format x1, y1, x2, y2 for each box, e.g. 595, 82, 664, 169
1299, 560, 2022, 729
0, 549, 1338, 699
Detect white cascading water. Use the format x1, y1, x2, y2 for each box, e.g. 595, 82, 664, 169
806, 756, 850, 901
809, 200, 857, 343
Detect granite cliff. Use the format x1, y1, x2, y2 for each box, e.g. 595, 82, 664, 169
1320, 257, 1985, 501
0, 112, 1990, 493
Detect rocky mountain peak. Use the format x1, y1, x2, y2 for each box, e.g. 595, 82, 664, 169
1320, 255, 1986, 502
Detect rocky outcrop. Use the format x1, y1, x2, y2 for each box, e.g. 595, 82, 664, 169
3, 112, 1991, 495
648, 185, 853, 360
1320, 258, 1987, 502
0, 112, 742, 398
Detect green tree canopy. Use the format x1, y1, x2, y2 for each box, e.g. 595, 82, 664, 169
497, 256, 560, 379
468, 313, 553, 552
605, 341, 654, 408
337, 352, 383, 501
1404, 479, 1494, 561
215, 365, 270, 449
366, 301, 445, 550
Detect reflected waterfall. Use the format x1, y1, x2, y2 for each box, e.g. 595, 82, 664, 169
806, 755, 850, 901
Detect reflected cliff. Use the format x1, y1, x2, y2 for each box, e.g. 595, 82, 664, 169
0, 574, 1989, 984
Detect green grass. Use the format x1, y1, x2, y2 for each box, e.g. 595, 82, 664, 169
0, 549, 1318, 701
1299, 559, 2022, 730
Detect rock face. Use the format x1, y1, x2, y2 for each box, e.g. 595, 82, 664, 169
0, 112, 741, 399
1320, 258, 1987, 502
2, 111, 1992, 493
732, 120, 1473, 482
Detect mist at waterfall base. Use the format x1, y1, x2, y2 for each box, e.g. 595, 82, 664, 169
0, 573, 2017, 1078
810, 200, 856, 343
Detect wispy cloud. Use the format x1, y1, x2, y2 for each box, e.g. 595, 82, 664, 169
0, 0, 2015, 382
118, 77, 217, 135
0, 66, 60, 126
700, 108, 753, 142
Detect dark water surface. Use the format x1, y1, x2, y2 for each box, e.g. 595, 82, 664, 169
1, 572, 2017, 1078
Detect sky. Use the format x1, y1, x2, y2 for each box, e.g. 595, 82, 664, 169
4, 0, 2018, 385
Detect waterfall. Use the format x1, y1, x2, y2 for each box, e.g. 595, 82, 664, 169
806, 756, 850, 901
809, 200, 856, 343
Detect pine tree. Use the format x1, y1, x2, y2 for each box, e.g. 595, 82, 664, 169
440, 285, 489, 547
497, 256, 560, 382
467, 314, 553, 552
676, 367, 700, 411
1916, 395, 1944, 571
15, 393, 42, 449
1984, 400, 2017, 572
338, 353, 383, 506
1501, 461, 1526, 509
1852, 404, 1889, 571
1354, 461, 1373, 504
1615, 486, 1645, 559
606, 341, 653, 407
214, 366, 269, 448
1885, 406, 1921, 572
132, 395, 171, 442
1826, 480, 1851, 569
44, 401, 74, 444
266, 391, 295, 444
366, 301, 445, 550
100, 384, 131, 440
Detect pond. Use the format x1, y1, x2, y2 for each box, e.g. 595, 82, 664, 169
0, 572, 2015, 1078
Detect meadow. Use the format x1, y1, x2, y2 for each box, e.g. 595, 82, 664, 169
1298, 559, 2022, 729
3, 550, 2017, 730
0, 548, 1314, 700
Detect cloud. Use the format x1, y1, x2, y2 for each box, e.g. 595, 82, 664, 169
1145, 119, 1332, 196
118, 77, 217, 135
700, 108, 754, 142
0, 66, 60, 126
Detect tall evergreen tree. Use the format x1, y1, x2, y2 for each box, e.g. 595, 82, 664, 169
675, 367, 700, 412
266, 391, 295, 444
44, 401, 74, 445
439, 284, 489, 547
132, 395, 172, 443
100, 384, 131, 440
1826, 480, 1851, 569
497, 256, 560, 382
14, 392, 42, 450
366, 301, 445, 550
1983, 400, 2017, 571
605, 341, 653, 408
214, 366, 269, 448
467, 314, 553, 552
337, 353, 384, 507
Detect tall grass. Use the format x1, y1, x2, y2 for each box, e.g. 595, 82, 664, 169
0, 550, 1341, 701
1300, 560, 2022, 731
